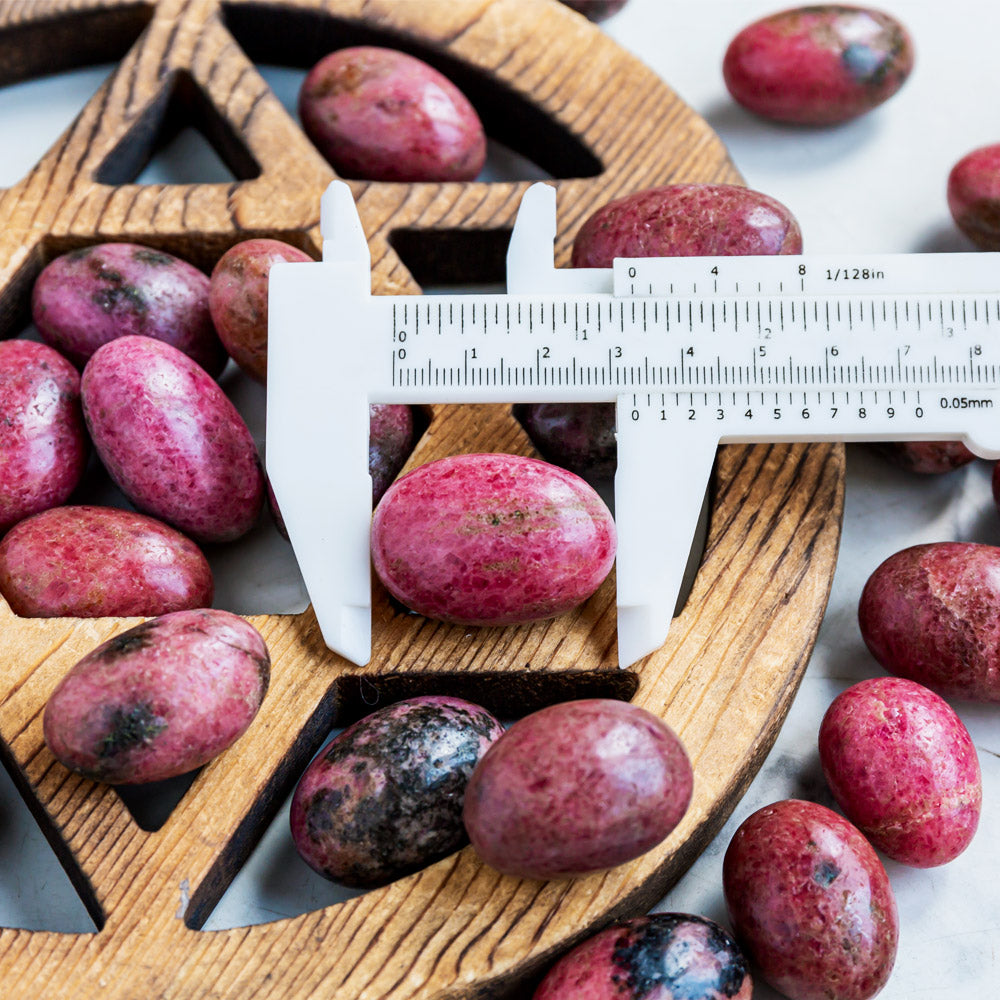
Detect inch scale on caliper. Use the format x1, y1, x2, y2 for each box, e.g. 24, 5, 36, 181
266, 181, 1000, 668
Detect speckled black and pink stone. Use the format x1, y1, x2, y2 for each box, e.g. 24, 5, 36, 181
859, 541, 1000, 702
371, 453, 615, 626
723, 5, 914, 125
81, 336, 264, 543
0, 339, 87, 534
533, 913, 752, 1000
819, 677, 981, 867
32, 242, 227, 376
723, 799, 898, 1000
0, 505, 213, 617
43, 608, 270, 784
289, 696, 503, 888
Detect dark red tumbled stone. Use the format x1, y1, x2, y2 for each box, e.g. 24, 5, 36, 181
723, 5, 914, 125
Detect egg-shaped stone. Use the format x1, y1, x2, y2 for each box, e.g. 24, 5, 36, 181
723, 5, 914, 125
371, 453, 615, 626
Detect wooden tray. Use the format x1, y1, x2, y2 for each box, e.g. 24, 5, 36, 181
0, 1, 845, 997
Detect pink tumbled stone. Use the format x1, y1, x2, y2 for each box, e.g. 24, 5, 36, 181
81, 336, 264, 543
571, 184, 802, 267
723, 5, 914, 125
0, 340, 87, 534
724, 800, 898, 1000
948, 143, 1000, 249
533, 913, 751, 1000
370, 453, 615, 626
32, 242, 226, 375
820, 677, 981, 867
464, 699, 692, 880
859, 541, 1000, 702
299, 46, 486, 182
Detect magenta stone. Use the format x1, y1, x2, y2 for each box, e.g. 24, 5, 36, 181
859, 541, 1000, 702
533, 913, 752, 1000
81, 336, 264, 543
299, 46, 486, 182
0, 505, 213, 618
723, 5, 914, 125
571, 184, 802, 267
370, 453, 615, 626
0, 340, 87, 534
43, 608, 269, 784
948, 143, 1000, 249
819, 677, 981, 867
463, 699, 692, 880
32, 242, 226, 375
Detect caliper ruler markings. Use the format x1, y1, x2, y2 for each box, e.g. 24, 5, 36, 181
266, 181, 1000, 668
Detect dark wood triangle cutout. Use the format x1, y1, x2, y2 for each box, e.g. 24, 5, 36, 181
114, 769, 204, 833
95, 69, 260, 185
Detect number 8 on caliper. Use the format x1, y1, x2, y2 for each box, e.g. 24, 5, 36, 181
267, 181, 1000, 668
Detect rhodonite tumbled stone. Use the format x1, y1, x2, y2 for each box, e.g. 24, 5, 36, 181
723, 5, 914, 125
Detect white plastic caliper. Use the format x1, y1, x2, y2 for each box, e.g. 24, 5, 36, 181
267, 181, 1000, 667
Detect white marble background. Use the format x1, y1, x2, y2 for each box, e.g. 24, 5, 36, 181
1, 1, 998, 996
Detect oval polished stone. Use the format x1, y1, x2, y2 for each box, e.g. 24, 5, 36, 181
299, 46, 486, 182
723, 5, 914, 125
571, 184, 802, 267
81, 336, 264, 543
0, 505, 213, 618
533, 913, 752, 1000
859, 541, 1000, 702
948, 143, 1000, 249
290, 696, 503, 888
819, 677, 981, 867
43, 608, 269, 784
370, 453, 615, 626
0, 340, 87, 534
724, 799, 898, 1000
464, 699, 693, 880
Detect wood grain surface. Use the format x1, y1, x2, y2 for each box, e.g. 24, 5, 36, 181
0, 1, 845, 997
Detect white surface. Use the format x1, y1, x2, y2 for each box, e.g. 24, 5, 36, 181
1, 1, 999, 995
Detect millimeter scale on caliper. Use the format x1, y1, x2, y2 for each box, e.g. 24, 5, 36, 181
266, 180, 1000, 668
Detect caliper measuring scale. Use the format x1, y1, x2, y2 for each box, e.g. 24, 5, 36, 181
267, 181, 1000, 668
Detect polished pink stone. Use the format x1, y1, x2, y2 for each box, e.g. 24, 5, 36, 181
0, 339, 87, 534
724, 799, 898, 1000
571, 184, 802, 267
859, 541, 1000, 702
533, 913, 752, 1000
32, 242, 226, 375
81, 336, 264, 543
371, 453, 615, 626
299, 46, 486, 182
723, 6, 914, 125
0, 505, 213, 618
948, 143, 1000, 249
463, 699, 692, 880
819, 677, 981, 867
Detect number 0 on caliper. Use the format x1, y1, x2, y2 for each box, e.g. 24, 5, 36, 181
266, 181, 1000, 668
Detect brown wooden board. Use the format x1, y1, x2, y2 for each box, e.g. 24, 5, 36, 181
0, 1, 845, 996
